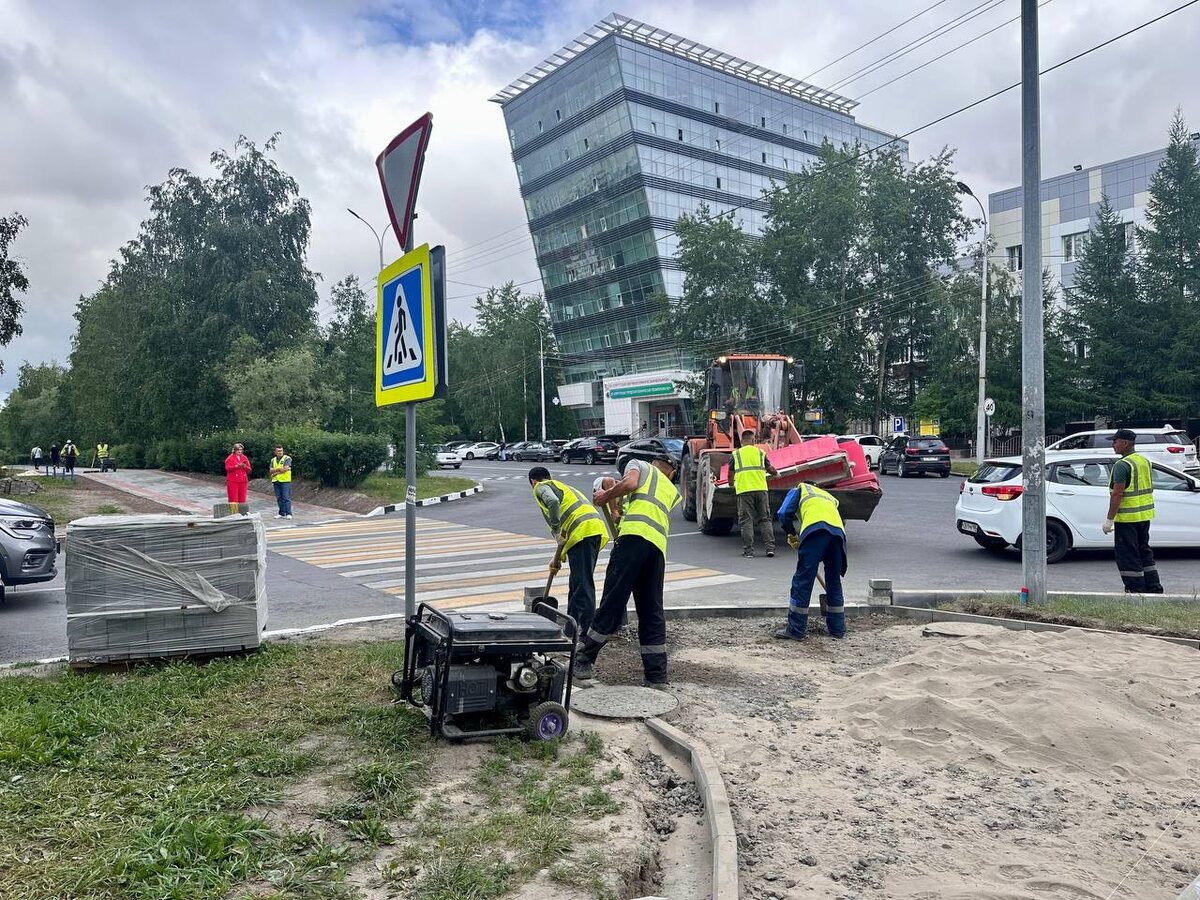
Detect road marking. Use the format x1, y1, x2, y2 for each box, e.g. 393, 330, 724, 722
268, 517, 750, 613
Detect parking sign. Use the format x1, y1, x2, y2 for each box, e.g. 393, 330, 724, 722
893, 416, 906, 433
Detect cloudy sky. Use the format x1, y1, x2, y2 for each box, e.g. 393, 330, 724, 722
2, 0, 1198, 396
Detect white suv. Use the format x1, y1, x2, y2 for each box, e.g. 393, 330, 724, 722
955, 452, 1200, 563
1046, 426, 1198, 474
837, 434, 886, 470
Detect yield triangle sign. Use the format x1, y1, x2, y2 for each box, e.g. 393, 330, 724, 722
376, 112, 433, 256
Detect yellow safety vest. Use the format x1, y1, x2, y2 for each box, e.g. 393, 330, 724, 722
270, 454, 293, 483
96, 443, 109, 458
793, 483, 845, 535
618, 464, 681, 557
732, 445, 769, 494
534, 480, 608, 557
1110, 452, 1154, 523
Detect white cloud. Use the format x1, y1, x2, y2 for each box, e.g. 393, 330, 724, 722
2, 0, 1198, 396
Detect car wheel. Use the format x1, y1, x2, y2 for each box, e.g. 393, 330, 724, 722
1046, 520, 1070, 564
898, 462, 908, 478
973, 534, 1008, 551
587, 453, 597, 465
939, 470, 950, 478
454, 464, 461, 469
465, 452, 475, 460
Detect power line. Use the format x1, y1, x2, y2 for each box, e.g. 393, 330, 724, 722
802, 0, 957, 80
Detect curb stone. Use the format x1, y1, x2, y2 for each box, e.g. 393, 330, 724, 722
365, 484, 482, 516
645, 717, 739, 900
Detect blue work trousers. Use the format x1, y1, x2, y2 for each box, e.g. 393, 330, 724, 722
787, 529, 846, 638
274, 481, 293, 516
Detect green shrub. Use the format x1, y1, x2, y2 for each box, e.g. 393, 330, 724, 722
108, 443, 146, 468
151, 430, 387, 488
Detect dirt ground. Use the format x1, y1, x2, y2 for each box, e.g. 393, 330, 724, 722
589, 615, 1200, 900
287, 613, 1200, 899
4, 475, 175, 528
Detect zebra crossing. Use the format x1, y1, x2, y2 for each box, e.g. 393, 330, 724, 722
462, 469, 613, 483
266, 515, 752, 613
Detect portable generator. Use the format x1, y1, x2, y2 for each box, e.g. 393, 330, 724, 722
394, 601, 578, 742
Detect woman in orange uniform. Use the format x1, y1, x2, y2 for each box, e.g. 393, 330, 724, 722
224, 442, 251, 509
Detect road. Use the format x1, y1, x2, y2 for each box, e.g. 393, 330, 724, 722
3, 461, 1199, 664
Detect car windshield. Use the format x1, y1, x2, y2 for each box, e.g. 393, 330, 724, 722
970, 463, 1021, 484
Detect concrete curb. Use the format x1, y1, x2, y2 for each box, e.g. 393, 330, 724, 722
644, 717, 739, 900
891, 587, 1200, 607
364, 484, 482, 516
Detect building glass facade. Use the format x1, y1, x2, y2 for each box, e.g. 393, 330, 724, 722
492, 14, 905, 431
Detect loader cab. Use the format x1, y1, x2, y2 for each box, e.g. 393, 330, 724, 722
706, 356, 791, 417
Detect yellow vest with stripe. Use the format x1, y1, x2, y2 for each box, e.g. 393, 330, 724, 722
618, 463, 681, 557
270, 455, 292, 483
732, 445, 769, 494
534, 480, 608, 556
793, 483, 845, 535
1110, 452, 1154, 523
96, 443, 109, 459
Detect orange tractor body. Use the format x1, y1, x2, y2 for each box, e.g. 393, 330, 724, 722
679, 354, 882, 535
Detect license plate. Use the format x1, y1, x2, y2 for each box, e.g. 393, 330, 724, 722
959, 521, 979, 534
924, 456, 938, 461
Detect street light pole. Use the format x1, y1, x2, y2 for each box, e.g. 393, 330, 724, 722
539, 328, 547, 442
957, 182, 989, 465
1020, 0, 1047, 604
346, 208, 394, 271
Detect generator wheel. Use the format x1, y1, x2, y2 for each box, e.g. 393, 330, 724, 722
526, 701, 568, 741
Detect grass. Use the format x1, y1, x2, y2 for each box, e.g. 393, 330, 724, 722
0, 641, 421, 900
951, 459, 980, 476
1, 640, 623, 900
381, 732, 622, 900
939, 595, 1200, 638
358, 473, 477, 503
3, 476, 130, 523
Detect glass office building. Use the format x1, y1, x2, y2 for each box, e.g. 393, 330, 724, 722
491, 14, 905, 433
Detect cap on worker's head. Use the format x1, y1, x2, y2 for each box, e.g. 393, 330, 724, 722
1111, 428, 1137, 442
527, 466, 551, 482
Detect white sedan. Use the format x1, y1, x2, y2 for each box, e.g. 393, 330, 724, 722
435, 447, 462, 469
955, 453, 1200, 563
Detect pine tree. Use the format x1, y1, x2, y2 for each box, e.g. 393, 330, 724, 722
1138, 112, 1200, 419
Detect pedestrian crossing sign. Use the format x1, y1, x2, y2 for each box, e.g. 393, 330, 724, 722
377, 244, 435, 406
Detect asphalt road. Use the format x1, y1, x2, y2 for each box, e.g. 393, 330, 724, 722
4, 460, 1199, 665
436, 459, 1200, 598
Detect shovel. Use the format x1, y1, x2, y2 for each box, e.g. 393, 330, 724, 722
527, 541, 565, 613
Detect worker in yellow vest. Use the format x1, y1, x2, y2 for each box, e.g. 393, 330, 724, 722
269, 445, 293, 519
731, 429, 779, 558
577, 449, 680, 687
775, 482, 848, 641
529, 466, 609, 638
1103, 429, 1162, 593
96, 441, 111, 472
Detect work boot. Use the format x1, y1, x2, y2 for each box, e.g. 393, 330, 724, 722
572, 658, 594, 683
773, 628, 805, 641
765, 549, 775, 558
643, 678, 670, 690
741, 548, 755, 558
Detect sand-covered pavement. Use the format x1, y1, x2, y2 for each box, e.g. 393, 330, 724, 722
592, 615, 1200, 899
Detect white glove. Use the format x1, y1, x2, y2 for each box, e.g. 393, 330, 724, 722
1102, 519, 1115, 535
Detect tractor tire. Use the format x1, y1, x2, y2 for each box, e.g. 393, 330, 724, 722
680, 451, 698, 522
526, 700, 569, 742
697, 455, 734, 536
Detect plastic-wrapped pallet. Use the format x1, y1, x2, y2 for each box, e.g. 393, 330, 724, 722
65, 514, 268, 664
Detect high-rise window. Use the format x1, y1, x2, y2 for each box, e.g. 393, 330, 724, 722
1062, 232, 1086, 262
1006, 245, 1023, 272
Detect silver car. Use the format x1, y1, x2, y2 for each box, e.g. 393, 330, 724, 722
0, 496, 57, 594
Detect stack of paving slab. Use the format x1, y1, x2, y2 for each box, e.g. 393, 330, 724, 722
65, 514, 268, 665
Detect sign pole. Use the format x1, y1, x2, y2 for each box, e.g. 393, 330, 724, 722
404, 228, 418, 620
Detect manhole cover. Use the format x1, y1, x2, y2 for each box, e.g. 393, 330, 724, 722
571, 685, 678, 718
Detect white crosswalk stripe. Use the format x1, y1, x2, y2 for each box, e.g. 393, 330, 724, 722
267, 515, 751, 613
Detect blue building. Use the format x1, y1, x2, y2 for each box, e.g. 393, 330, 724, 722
491, 14, 905, 434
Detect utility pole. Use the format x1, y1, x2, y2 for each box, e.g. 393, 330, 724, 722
1020, 0, 1047, 603
539, 328, 547, 441
956, 182, 989, 465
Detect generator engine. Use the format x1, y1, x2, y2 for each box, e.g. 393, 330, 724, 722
394, 602, 577, 742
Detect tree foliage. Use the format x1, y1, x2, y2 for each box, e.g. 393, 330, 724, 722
0, 212, 30, 373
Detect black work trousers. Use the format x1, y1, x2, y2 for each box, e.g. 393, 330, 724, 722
579, 535, 668, 682
1113, 521, 1163, 593
565, 535, 600, 640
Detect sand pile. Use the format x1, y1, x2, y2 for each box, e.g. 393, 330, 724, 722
835, 629, 1200, 787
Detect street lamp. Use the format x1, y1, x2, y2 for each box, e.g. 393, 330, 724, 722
346, 207, 394, 271
957, 181, 989, 465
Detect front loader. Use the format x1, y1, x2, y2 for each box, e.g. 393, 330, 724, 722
679, 354, 882, 535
